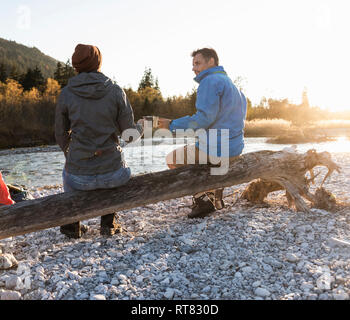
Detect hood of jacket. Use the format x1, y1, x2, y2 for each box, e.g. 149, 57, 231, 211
194, 66, 227, 84
67, 71, 113, 99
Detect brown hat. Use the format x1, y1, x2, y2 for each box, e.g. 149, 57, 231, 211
72, 44, 102, 73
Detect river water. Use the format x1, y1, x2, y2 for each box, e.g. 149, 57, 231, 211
0, 137, 349, 188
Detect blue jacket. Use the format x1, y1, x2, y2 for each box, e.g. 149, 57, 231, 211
169, 66, 247, 157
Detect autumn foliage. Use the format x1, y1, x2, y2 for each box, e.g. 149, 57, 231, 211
0, 68, 349, 149
0, 78, 60, 148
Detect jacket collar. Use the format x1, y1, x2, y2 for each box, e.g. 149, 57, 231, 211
194, 66, 226, 83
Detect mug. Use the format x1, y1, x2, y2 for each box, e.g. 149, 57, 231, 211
143, 116, 159, 129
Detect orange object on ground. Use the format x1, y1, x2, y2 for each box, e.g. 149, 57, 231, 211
0, 172, 14, 205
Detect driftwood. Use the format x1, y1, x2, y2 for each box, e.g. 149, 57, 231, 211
0, 148, 341, 240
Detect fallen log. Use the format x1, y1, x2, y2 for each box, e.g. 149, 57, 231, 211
0, 148, 341, 240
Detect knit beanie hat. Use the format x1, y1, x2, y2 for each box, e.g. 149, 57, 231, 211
72, 44, 102, 73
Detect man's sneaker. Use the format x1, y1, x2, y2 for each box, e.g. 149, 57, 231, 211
100, 213, 122, 236
60, 222, 89, 239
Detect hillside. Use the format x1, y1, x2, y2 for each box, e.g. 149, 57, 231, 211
0, 37, 61, 79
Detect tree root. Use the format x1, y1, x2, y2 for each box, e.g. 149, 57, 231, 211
241, 149, 341, 212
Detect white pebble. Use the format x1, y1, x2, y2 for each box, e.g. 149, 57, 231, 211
0, 253, 18, 270
5, 276, 23, 290
0, 290, 21, 300
333, 292, 349, 300
286, 253, 299, 263
254, 288, 271, 297
91, 294, 106, 300
91, 242, 101, 249
316, 273, 334, 290
118, 274, 128, 282
242, 266, 253, 273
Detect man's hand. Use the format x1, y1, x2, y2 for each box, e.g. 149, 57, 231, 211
157, 118, 172, 129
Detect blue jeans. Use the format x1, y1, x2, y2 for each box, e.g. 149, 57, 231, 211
61, 165, 131, 236
62, 166, 131, 192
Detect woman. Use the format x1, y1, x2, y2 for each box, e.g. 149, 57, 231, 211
55, 44, 143, 238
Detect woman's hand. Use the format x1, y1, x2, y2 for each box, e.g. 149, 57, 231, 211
137, 119, 145, 128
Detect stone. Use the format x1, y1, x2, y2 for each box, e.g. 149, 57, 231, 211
333, 291, 349, 300
328, 237, 350, 248
79, 292, 89, 300
300, 282, 314, 292
5, 276, 23, 290
161, 278, 170, 285
91, 242, 101, 249
202, 285, 211, 293
95, 284, 108, 294
0, 253, 18, 270
118, 274, 128, 282
164, 288, 175, 299
241, 266, 253, 273
286, 253, 299, 263
319, 293, 330, 300
254, 288, 271, 297
316, 273, 334, 290
91, 294, 106, 300
0, 290, 21, 300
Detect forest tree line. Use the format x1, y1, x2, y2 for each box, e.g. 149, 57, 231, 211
0, 62, 349, 149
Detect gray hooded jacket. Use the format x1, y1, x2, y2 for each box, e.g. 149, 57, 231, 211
55, 72, 142, 175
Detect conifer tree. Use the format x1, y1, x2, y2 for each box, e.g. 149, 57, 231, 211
32, 66, 45, 88
63, 59, 75, 85
0, 63, 7, 82
20, 67, 34, 91
138, 67, 159, 92
9, 65, 21, 82
53, 60, 75, 87
21, 66, 45, 91
54, 62, 64, 85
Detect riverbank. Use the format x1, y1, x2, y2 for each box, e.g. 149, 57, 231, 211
1, 151, 350, 300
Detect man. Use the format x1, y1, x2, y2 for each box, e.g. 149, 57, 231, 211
55, 44, 143, 238
158, 48, 247, 218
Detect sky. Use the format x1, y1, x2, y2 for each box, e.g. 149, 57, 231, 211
1, 0, 349, 112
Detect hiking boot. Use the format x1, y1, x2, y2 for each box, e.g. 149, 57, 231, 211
60, 222, 89, 239
188, 193, 216, 219
188, 189, 225, 219
100, 213, 122, 236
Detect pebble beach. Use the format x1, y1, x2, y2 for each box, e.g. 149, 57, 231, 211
1, 151, 350, 301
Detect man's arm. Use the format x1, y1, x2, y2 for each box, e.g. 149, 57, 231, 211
55, 93, 71, 156
169, 77, 223, 131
